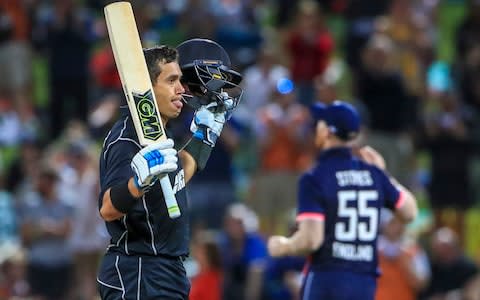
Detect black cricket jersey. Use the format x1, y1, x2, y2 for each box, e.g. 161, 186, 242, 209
99, 107, 189, 258
297, 147, 404, 276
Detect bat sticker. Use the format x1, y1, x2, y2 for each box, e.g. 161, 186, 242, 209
133, 90, 164, 140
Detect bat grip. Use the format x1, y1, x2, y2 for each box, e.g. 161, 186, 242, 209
160, 176, 181, 218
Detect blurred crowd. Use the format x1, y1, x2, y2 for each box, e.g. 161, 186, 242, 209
1, 0, 480, 299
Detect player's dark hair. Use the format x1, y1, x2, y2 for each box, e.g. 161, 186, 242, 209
143, 45, 179, 84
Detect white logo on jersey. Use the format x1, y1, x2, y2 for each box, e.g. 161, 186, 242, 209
332, 242, 373, 261
173, 169, 186, 194
336, 170, 373, 186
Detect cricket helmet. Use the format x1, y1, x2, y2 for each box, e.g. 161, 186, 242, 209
176, 38, 243, 110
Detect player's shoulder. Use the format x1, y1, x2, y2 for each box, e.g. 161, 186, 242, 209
299, 168, 322, 189
101, 116, 140, 156
104, 116, 137, 143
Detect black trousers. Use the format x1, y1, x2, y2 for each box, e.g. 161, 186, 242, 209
97, 251, 190, 300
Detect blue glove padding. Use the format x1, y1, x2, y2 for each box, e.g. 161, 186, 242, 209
190, 93, 234, 147
131, 139, 178, 191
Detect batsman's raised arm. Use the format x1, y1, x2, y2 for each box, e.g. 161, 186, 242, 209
176, 38, 243, 172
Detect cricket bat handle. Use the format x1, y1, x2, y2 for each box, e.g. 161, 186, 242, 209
160, 176, 181, 218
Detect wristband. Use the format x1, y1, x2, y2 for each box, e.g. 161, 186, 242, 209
184, 137, 213, 171
110, 180, 139, 213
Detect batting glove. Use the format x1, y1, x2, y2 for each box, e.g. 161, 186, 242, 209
131, 139, 178, 191
190, 93, 234, 147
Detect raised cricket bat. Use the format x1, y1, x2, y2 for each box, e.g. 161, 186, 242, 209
104, 1, 181, 218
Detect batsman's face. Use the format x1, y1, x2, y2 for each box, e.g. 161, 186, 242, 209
153, 62, 185, 122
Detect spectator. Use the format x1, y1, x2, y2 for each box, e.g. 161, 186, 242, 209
374, 0, 431, 96
18, 166, 74, 300
314, 69, 340, 105
356, 34, 417, 185
219, 203, 268, 300
422, 65, 473, 245
286, 0, 334, 106
178, 0, 216, 39
61, 143, 108, 300
456, 0, 480, 114
455, 0, 480, 210
0, 172, 19, 254
421, 227, 479, 300
0, 1, 32, 108
343, 0, 390, 73
0, 92, 39, 150
5, 138, 43, 200
249, 78, 311, 236
262, 255, 304, 300
189, 230, 224, 300
313, 60, 371, 126
376, 210, 430, 300
32, 0, 94, 138
238, 45, 289, 127
89, 38, 122, 99
0, 172, 24, 298
210, 0, 263, 67
262, 214, 305, 300
0, 246, 29, 299
0, 94, 23, 147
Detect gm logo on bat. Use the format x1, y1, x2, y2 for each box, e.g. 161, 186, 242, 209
133, 90, 163, 140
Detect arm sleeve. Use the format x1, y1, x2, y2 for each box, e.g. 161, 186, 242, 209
296, 173, 325, 222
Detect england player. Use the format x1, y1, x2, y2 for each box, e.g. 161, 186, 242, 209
96, 40, 242, 299
268, 100, 418, 300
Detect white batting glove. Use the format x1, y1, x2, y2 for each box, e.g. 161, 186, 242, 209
131, 139, 178, 191
190, 93, 234, 147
